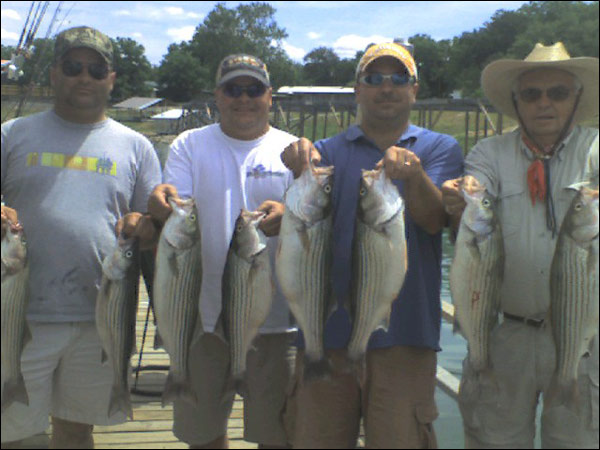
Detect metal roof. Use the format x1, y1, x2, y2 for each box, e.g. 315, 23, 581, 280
277, 86, 354, 95
112, 97, 163, 110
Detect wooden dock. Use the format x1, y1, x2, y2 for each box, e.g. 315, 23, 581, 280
17, 282, 460, 449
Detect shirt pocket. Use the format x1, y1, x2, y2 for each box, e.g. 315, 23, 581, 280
498, 182, 526, 239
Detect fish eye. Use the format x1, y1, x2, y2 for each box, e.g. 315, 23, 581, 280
359, 187, 367, 196
125, 250, 133, 258
482, 198, 491, 208
324, 184, 332, 193
574, 202, 583, 211
189, 213, 197, 221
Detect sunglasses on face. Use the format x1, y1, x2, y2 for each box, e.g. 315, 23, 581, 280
359, 72, 414, 86
61, 60, 110, 80
518, 85, 575, 103
223, 83, 267, 98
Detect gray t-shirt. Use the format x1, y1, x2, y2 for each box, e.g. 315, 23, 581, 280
1, 110, 162, 322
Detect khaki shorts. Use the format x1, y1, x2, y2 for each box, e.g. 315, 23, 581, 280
1, 321, 125, 443
284, 346, 439, 449
458, 320, 599, 449
172, 332, 296, 446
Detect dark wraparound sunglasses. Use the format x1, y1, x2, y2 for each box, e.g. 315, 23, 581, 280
518, 85, 575, 103
359, 72, 414, 86
61, 60, 110, 80
223, 83, 267, 98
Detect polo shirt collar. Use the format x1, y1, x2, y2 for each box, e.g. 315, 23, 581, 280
345, 123, 422, 145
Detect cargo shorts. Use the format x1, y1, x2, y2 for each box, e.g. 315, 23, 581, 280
458, 320, 599, 449
172, 332, 296, 446
284, 345, 439, 449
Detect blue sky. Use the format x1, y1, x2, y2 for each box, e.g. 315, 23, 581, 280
1, 1, 532, 65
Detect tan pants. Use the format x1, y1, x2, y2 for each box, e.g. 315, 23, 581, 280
284, 346, 439, 449
172, 332, 296, 446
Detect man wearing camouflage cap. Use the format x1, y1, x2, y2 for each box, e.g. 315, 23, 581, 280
281, 41, 464, 448
1, 26, 161, 448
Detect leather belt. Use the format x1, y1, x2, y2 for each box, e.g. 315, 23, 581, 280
503, 312, 545, 328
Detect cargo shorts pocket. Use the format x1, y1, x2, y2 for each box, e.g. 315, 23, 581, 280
415, 401, 439, 449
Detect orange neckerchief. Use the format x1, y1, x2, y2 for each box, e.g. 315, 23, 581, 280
522, 134, 552, 206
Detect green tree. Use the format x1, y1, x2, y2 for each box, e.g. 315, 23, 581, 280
303, 47, 340, 85
410, 34, 452, 98
157, 42, 208, 102
111, 37, 154, 101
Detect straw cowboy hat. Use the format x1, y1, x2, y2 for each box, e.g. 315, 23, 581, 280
481, 42, 599, 123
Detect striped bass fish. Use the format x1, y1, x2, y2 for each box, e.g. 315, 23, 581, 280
153, 197, 203, 406
347, 168, 407, 364
276, 161, 334, 381
449, 177, 503, 376
220, 209, 273, 396
1, 224, 30, 412
548, 184, 599, 409
95, 235, 140, 420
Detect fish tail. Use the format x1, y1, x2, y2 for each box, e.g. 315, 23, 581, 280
1, 375, 29, 412
108, 385, 133, 419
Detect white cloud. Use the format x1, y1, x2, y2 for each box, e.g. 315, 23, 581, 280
282, 41, 306, 61
1, 9, 21, 21
164, 6, 184, 16
187, 12, 203, 19
332, 34, 392, 58
166, 26, 196, 42
307, 32, 322, 40
114, 10, 131, 16
1, 28, 20, 41
131, 32, 143, 39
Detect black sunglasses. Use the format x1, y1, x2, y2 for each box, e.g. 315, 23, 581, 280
359, 72, 414, 86
223, 83, 267, 98
518, 85, 574, 103
61, 60, 110, 80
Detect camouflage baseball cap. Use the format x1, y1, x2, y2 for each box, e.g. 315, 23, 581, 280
54, 26, 113, 65
215, 54, 270, 87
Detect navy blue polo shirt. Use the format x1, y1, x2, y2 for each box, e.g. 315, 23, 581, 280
315, 124, 464, 352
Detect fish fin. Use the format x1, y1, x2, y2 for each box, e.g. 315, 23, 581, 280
108, 385, 133, 420
452, 319, 462, 335
303, 356, 332, 384
153, 330, 164, 350
466, 238, 481, 261
162, 372, 197, 407
101, 349, 108, 364
235, 377, 250, 399
1, 374, 30, 413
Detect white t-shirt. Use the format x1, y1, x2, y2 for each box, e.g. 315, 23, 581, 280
163, 124, 297, 333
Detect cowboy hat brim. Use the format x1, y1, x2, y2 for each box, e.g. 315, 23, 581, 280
482, 57, 599, 123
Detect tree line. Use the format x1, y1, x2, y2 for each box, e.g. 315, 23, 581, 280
2, 1, 598, 103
